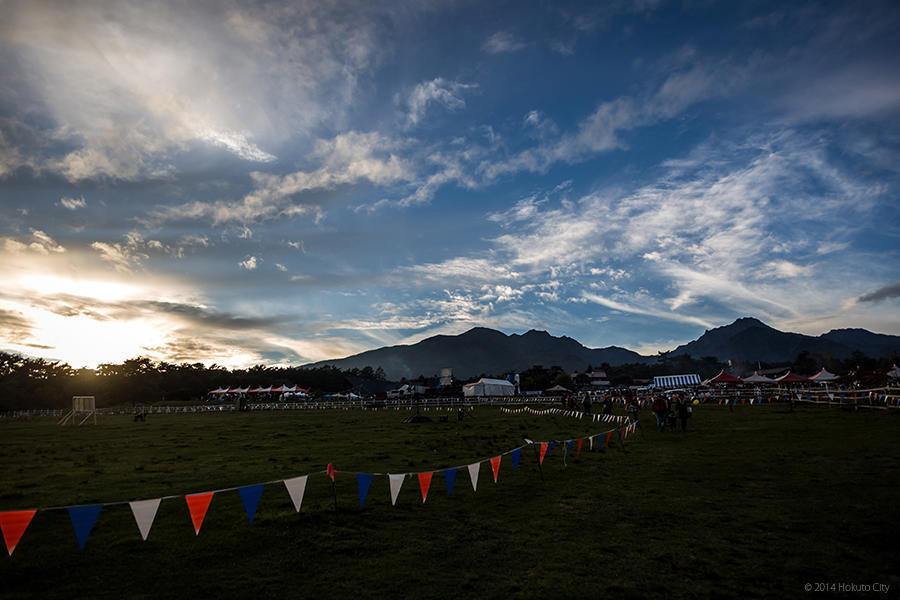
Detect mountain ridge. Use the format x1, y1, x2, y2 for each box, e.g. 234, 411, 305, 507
304, 318, 900, 380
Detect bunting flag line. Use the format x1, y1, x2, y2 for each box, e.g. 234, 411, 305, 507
468, 462, 480, 492
418, 472, 433, 503
389, 474, 405, 506
444, 468, 457, 496
185, 492, 214, 535
129, 499, 161, 541
1, 413, 632, 556
68, 504, 102, 550
490, 456, 501, 483
511, 448, 521, 472
283, 476, 308, 512
238, 484, 264, 523
356, 474, 374, 508
1, 510, 36, 556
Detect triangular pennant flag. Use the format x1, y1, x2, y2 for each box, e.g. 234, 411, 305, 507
356, 474, 374, 508
68, 504, 102, 549
418, 472, 433, 503
539, 442, 548, 465
327, 463, 336, 481
389, 474, 405, 505
238, 484, 264, 523
566, 440, 573, 457
1, 510, 36, 556
283, 476, 308, 512
129, 499, 161, 541
546, 440, 556, 456
185, 492, 214, 535
589, 435, 594, 451
468, 462, 480, 492
577, 438, 583, 455
490, 456, 501, 482
444, 468, 457, 496
511, 448, 521, 472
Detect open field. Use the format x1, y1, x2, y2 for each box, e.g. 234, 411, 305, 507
1, 404, 899, 599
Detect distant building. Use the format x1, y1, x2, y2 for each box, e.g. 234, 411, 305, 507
571, 370, 610, 388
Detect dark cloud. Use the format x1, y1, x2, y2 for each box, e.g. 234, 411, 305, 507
135, 301, 288, 330
0, 307, 34, 342
858, 282, 900, 303
0, 292, 290, 331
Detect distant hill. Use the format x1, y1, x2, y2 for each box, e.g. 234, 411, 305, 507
669, 317, 900, 362
304, 318, 900, 381
305, 327, 651, 380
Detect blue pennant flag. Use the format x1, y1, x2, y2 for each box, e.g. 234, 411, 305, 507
566, 440, 573, 456
238, 484, 265, 523
356, 473, 374, 507
68, 504, 103, 549
444, 468, 457, 496
511, 448, 521, 472
546, 440, 556, 456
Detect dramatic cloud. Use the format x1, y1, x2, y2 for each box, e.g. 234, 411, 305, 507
1, 1, 898, 368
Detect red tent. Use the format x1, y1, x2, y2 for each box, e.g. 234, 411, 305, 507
775, 371, 809, 383
703, 370, 744, 385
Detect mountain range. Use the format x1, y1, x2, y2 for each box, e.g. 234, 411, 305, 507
306, 318, 900, 380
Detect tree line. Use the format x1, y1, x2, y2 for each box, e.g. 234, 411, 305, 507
1, 348, 895, 411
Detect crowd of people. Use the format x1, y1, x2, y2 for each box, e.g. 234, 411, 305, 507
651, 393, 693, 432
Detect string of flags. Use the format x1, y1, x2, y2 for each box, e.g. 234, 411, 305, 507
499, 405, 629, 424
0, 415, 638, 557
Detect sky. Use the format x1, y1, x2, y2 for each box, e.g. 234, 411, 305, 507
1, 0, 899, 370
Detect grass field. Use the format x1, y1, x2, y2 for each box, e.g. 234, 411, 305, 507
1, 404, 899, 599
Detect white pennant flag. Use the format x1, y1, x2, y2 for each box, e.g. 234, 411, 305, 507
129, 498, 161, 541
389, 474, 405, 506
468, 462, 480, 492
284, 476, 308, 512
589, 436, 594, 451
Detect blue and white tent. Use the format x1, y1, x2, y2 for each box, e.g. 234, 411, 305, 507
652, 374, 702, 388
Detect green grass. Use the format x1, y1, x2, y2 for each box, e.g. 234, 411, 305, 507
1, 405, 898, 599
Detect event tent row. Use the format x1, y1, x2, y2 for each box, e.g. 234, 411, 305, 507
702, 368, 840, 386
208, 386, 310, 395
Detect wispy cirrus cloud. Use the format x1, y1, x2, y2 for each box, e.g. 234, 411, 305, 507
483, 32, 526, 54
400, 78, 478, 128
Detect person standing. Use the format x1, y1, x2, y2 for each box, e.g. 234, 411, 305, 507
651, 395, 668, 432
677, 396, 690, 432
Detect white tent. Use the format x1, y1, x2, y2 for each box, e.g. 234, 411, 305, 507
463, 378, 516, 397
742, 372, 774, 384
809, 368, 839, 383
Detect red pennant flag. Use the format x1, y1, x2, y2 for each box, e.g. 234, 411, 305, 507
418, 472, 433, 503
539, 442, 548, 465
577, 438, 583, 455
1, 510, 36, 556
185, 492, 214, 535
490, 456, 501, 482
327, 463, 336, 481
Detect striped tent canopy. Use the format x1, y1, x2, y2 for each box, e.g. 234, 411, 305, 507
652, 374, 701, 388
